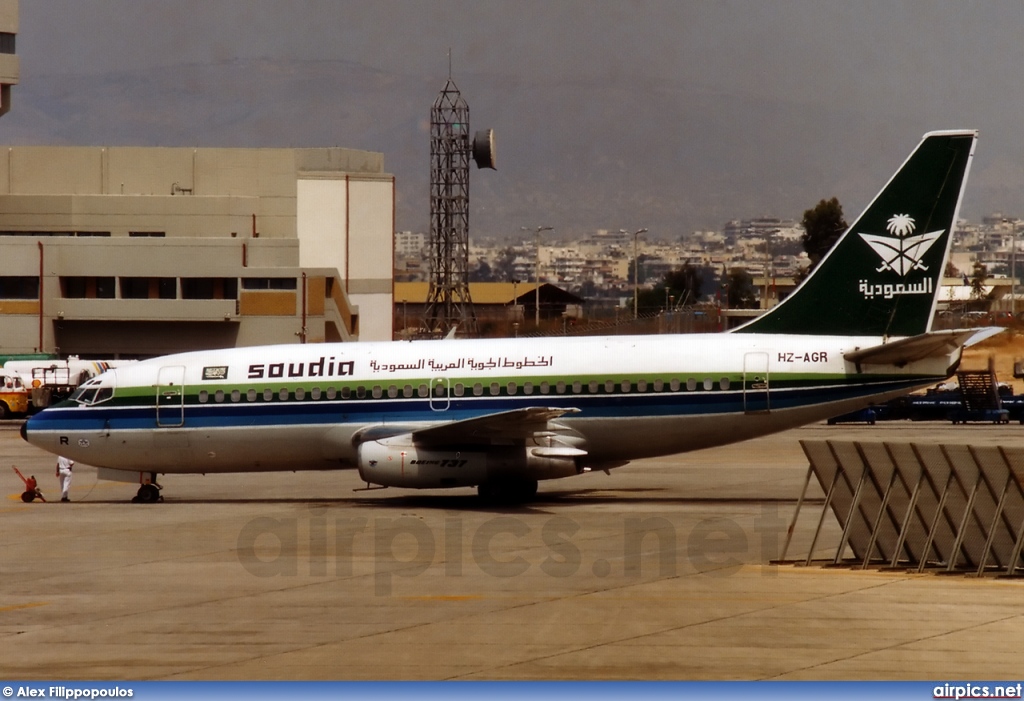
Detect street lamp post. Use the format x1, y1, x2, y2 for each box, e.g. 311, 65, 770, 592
511, 278, 520, 334
1011, 226, 1016, 318
523, 226, 553, 327
1002, 217, 1017, 318
622, 228, 648, 319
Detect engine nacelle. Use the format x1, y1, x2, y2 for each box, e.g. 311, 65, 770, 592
357, 436, 582, 489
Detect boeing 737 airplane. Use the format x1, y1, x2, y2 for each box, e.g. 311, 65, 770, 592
22, 130, 995, 503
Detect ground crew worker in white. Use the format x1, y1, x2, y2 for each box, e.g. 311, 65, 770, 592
56, 455, 74, 502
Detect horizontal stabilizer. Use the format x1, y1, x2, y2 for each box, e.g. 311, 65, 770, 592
843, 328, 1002, 367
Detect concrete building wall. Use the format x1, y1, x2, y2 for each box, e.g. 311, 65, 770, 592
0, 0, 16, 31
0, 0, 17, 117
0, 143, 393, 356
347, 177, 395, 341
296, 174, 394, 342
297, 178, 347, 273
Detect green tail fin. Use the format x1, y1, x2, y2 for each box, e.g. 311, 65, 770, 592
735, 130, 977, 336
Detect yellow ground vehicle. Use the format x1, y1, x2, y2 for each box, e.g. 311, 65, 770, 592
0, 370, 29, 418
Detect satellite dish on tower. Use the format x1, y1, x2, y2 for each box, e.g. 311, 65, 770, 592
472, 129, 496, 170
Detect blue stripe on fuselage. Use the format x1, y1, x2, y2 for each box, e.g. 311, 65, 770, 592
25, 376, 934, 433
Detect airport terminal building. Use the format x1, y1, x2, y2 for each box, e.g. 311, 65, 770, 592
0, 145, 395, 357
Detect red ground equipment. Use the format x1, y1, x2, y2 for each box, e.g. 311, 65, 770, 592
13, 465, 45, 502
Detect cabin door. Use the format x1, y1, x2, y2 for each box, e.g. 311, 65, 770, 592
156, 365, 186, 427
743, 353, 770, 414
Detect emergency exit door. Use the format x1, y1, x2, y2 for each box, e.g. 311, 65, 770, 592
156, 365, 186, 427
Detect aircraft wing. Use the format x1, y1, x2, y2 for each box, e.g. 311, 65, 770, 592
411, 406, 581, 447
843, 327, 1002, 367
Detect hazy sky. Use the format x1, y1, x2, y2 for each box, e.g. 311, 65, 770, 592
23, 1, 1022, 107
10, 1, 1024, 234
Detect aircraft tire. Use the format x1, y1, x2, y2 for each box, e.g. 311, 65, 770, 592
133, 483, 162, 504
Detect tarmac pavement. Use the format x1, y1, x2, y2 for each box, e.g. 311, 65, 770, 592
2, 422, 1023, 680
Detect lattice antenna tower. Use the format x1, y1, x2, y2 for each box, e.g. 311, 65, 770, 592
423, 67, 496, 338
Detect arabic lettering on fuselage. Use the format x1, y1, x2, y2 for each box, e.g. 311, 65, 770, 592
858, 278, 933, 300
368, 356, 555, 374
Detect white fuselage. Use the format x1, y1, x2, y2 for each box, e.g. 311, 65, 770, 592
23, 332, 957, 481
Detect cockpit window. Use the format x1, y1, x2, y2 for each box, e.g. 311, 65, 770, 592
71, 379, 114, 406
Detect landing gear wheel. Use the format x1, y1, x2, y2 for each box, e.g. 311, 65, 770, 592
477, 478, 539, 503
132, 482, 163, 504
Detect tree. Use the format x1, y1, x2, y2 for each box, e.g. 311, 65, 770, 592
469, 259, 494, 282
662, 264, 704, 307
490, 246, 518, 282
725, 267, 758, 308
970, 261, 988, 300
632, 264, 705, 315
801, 197, 848, 268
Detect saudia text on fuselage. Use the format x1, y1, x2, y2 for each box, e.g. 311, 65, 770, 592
247, 356, 356, 380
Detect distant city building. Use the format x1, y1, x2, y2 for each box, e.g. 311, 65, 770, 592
394, 230, 426, 256
723, 217, 801, 241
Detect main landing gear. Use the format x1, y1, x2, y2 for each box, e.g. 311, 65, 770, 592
477, 478, 539, 503
132, 473, 163, 504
